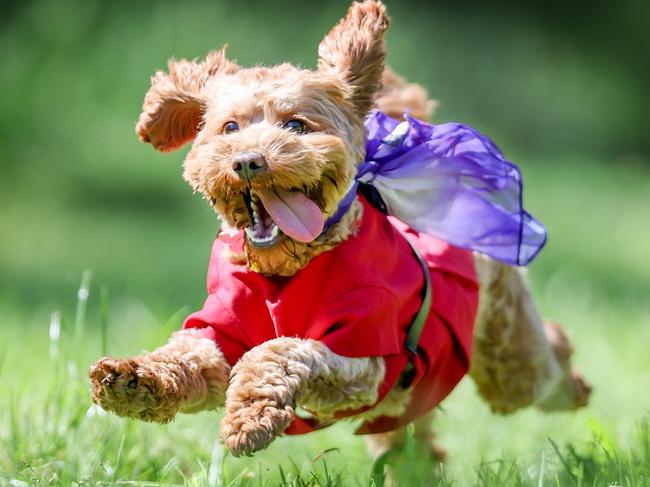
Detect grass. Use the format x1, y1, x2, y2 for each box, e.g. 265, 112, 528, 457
0, 299, 649, 486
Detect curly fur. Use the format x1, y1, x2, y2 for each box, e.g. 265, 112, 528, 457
470, 254, 591, 414
89, 0, 590, 460
374, 67, 437, 122
221, 338, 385, 456
89, 329, 230, 422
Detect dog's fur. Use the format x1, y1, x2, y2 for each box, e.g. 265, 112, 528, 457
89, 1, 591, 459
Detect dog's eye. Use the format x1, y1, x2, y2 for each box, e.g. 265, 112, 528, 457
283, 119, 306, 134
223, 121, 239, 134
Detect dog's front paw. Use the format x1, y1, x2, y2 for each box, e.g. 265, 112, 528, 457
220, 397, 294, 456
219, 338, 312, 456
88, 357, 180, 423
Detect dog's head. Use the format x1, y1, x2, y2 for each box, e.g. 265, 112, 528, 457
136, 1, 390, 275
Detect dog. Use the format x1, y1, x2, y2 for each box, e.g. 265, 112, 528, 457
89, 0, 591, 460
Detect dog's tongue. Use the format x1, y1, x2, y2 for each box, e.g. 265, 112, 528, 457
256, 188, 323, 242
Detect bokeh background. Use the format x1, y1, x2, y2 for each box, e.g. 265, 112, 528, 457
1, 0, 649, 484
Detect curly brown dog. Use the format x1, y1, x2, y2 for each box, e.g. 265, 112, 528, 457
89, 1, 591, 460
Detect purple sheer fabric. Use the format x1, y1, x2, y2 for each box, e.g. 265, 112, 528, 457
327, 111, 547, 266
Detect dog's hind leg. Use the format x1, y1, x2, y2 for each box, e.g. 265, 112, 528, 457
535, 321, 592, 411
469, 255, 591, 414
88, 328, 230, 422
364, 411, 447, 462
363, 412, 445, 486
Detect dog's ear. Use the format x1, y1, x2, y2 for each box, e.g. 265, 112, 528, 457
317, 1, 390, 117
136, 46, 238, 152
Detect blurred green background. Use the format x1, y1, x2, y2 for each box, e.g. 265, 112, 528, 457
1, 0, 650, 484
1, 0, 648, 319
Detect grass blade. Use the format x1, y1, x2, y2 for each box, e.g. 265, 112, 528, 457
99, 285, 109, 357
74, 269, 93, 348
370, 449, 397, 487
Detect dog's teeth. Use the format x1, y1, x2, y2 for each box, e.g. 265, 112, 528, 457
244, 222, 281, 247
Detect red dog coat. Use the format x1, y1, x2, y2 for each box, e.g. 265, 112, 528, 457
184, 196, 479, 434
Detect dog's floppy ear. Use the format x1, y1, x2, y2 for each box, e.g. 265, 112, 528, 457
317, 1, 390, 117
136, 46, 238, 152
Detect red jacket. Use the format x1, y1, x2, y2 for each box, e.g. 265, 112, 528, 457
184, 197, 478, 434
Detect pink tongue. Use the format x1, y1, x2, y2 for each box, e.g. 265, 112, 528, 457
256, 188, 324, 242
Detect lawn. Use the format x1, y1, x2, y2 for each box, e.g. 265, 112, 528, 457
1, 1, 649, 485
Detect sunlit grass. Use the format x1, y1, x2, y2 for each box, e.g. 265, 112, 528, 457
1, 264, 649, 486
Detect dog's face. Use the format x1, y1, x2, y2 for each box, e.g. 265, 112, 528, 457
136, 1, 389, 274
185, 67, 362, 249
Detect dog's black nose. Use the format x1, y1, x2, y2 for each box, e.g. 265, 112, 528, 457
232, 152, 267, 181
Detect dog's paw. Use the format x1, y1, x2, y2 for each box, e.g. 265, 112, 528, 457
569, 367, 592, 409
220, 398, 294, 456
88, 357, 179, 423
537, 366, 593, 412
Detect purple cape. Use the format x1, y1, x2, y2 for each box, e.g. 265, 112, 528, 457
325, 111, 547, 266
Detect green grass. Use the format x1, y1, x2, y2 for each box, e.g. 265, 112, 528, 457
0, 288, 649, 486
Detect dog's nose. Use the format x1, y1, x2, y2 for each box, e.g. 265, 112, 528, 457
231, 152, 267, 181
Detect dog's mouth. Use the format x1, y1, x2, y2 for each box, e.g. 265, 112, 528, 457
242, 187, 324, 248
